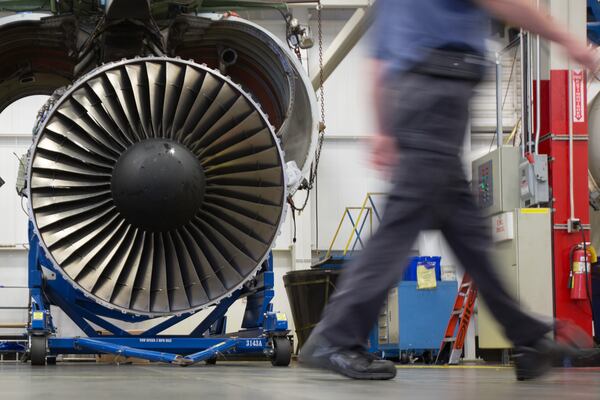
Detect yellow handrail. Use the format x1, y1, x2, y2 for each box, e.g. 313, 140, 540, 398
341, 196, 371, 255
325, 207, 371, 259
325, 192, 385, 259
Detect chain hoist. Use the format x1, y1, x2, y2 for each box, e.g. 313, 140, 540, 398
287, 0, 327, 247
312, 0, 327, 190
289, 0, 326, 216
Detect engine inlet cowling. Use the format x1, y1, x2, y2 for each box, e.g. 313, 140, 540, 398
27, 57, 287, 316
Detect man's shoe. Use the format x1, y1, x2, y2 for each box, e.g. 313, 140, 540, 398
514, 320, 599, 381
513, 337, 585, 381
299, 334, 396, 380
513, 339, 553, 381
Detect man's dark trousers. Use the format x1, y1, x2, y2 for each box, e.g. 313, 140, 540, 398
311, 68, 550, 350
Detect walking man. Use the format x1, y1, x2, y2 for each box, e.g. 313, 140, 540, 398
300, 0, 597, 381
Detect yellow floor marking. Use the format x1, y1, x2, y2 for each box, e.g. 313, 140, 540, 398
395, 365, 511, 369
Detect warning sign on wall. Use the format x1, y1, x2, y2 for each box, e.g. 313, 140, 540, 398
572, 70, 585, 123
491, 212, 514, 243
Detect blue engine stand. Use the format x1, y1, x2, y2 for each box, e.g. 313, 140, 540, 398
25, 224, 292, 366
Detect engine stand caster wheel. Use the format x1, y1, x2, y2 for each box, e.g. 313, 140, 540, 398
205, 357, 217, 365
30, 336, 47, 366
271, 337, 292, 367
46, 356, 57, 365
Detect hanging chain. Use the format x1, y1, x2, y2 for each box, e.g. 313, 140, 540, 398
297, 0, 326, 194
289, 0, 326, 216
287, 0, 326, 250
313, 0, 326, 187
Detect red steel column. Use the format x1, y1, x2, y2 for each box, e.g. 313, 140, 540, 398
538, 0, 593, 335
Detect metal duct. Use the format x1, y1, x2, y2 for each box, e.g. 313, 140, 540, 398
27, 57, 287, 316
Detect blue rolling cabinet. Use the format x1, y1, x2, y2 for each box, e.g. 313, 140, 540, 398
377, 281, 457, 362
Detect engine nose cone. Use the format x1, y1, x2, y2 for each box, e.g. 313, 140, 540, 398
111, 138, 205, 231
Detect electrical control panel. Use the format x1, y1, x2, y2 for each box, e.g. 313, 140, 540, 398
473, 147, 553, 348
477, 160, 494, 209
472, 147, 521, 216
519, 154, 550, 207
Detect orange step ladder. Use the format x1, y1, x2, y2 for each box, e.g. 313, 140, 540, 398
435, 274, 477, 365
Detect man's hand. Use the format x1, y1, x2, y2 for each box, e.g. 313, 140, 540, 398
562, 37, 598, 72
369, 133, 398, 174
369, 59, 398, 175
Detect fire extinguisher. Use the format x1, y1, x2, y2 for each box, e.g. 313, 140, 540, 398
569, 244, 594, 300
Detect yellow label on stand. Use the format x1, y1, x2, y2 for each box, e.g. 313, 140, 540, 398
276, 313, 287, 321
32, 312, 44, 320
417, 265, 437, 290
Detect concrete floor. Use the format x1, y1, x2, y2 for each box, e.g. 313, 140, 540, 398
1, 362, 600, 400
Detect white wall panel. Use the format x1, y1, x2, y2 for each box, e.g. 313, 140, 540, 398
0, 96, 48, 249
0, 97, 46, 337
307, 21, 376, 138
0, 95, 47, 135
0, 137, 31, 248
0, 250, 28, 335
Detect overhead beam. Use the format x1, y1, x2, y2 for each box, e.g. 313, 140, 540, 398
310, 6, 374, 90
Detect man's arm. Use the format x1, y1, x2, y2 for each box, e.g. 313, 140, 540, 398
369, 59, 398, 172
475, 0, 596, 69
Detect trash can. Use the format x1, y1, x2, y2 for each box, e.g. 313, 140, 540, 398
283, 268, 341, 352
